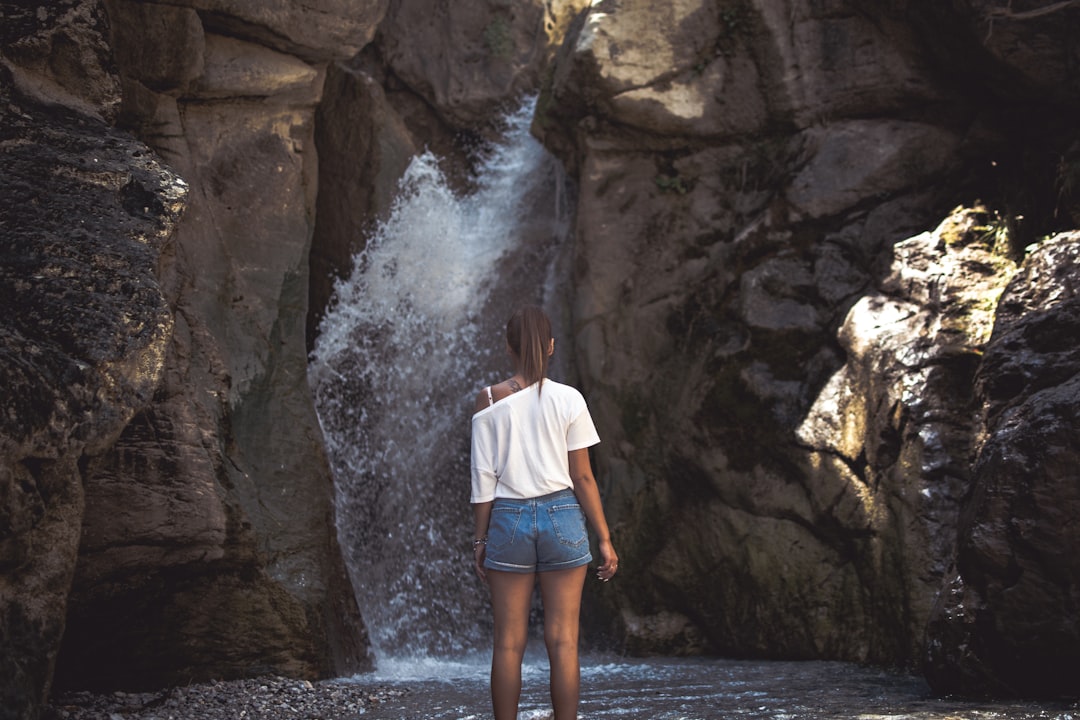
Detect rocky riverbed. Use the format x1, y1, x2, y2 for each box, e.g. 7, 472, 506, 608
46, 657, 1080, 720
47, 676, 406, 720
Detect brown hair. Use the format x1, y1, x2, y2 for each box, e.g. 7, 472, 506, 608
506, 305, 552, 392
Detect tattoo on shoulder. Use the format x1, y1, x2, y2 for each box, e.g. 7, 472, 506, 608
508, 379, 522, 393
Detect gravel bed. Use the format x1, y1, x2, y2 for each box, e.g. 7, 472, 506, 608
47, 676, 407, 720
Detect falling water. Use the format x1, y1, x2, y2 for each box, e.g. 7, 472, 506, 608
309, 99, 573, 660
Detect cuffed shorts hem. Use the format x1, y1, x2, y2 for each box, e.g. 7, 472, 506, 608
485, 551, 593, 574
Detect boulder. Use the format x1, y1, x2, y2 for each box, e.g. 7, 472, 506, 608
162, 0, 388, 63
378, 0, 590, 128
924, 233, 1080, 698
537, 0, 944, 158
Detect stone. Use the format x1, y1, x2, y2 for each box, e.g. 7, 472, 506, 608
544, 0, 1071, 675
166, 0, 388, 63
923, 0, 1080, 106
924, 233, 1080, 698
102, 0, 205, 93
0, 0, 376, 699
193, 33, 322, 101
378, 0, 590, 128
785, 120, 961, 220
0, 74, 185, 720
308, 58, 418, 348
0, 0, 121, 121
546, 0, 769, 138
54, 80, 370, 693
538, 0, 944, 154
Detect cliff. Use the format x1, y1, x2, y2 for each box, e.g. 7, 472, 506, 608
534, 0, 1080, 696
1, 2, 372, 718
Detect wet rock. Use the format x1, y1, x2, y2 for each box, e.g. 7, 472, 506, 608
308, 56, 418, 349
0, 71, 184, 720
925, 233, 1080, 698
796, 207, 1018, 661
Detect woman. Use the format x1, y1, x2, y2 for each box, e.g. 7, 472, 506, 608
470, 305, 618, 720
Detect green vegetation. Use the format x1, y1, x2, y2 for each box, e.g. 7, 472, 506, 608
1054, 139, 1080, 224
655, 173, 691, 195
715, 3, 750, 57
939, 204, 1021, 260
533, 63, 559, 133
484, 15, 514, 59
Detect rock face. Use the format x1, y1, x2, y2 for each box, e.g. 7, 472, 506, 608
924, 233, 1080, 698
46, 0, 378, 692
1, 17, 183, 720
3, 0, 376, 715
532, 0, 1080, 680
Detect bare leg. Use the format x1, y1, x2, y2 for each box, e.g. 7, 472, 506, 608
538, 565, 587, 720
488, 570, 536, 720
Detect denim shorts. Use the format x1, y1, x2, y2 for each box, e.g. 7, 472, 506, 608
484, 489, 593, 574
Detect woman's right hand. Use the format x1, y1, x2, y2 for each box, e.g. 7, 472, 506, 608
473, 543, 488, 583
596, 539, 618, 582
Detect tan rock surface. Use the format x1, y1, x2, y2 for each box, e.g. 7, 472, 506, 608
541, 0, 1080, 673
378, 0, 590, 127
11, 0, 377, 697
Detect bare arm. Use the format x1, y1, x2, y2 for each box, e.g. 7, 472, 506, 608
471, 387, 494, 582
568, 448, 618, 582
472, 500, 493, 582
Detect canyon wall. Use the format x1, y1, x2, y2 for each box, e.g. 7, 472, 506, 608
2, 1, 381, 717
532, 0, 1080, 696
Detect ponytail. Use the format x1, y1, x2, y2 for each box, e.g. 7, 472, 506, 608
506, 305, 552, 392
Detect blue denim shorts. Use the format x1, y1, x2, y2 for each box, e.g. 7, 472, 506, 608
484, 489, 593, 574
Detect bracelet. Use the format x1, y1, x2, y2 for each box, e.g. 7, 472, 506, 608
472, 536, 487, 549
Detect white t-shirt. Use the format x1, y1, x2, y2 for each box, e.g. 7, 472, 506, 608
470, 379, 600, 503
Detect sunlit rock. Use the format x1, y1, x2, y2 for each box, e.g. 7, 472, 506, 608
925, 232, 1080, 698
537, 0, 1073, 673
378, 0, 589, 127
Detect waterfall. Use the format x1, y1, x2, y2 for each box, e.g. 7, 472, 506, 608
309, 99, 573, 661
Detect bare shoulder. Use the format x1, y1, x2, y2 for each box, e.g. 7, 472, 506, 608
490, 378, 519, 403
473, 387, 491, 415
474, 378, 527, 413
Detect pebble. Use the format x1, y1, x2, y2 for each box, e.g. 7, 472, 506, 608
47, 675, 406, 720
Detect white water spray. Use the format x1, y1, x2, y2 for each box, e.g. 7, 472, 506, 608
309, 99, 572, 660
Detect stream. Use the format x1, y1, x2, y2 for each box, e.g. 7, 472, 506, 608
340, 651, 1077, 719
